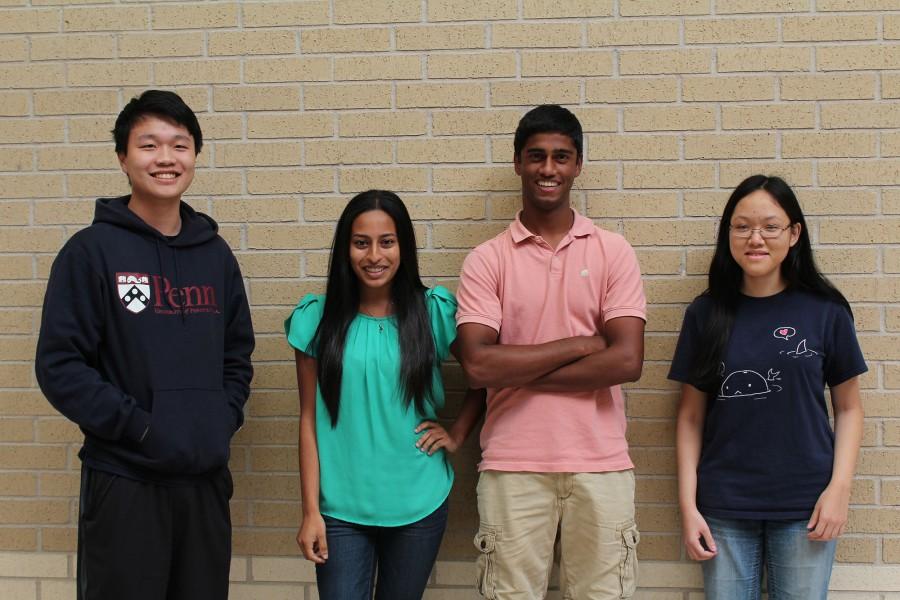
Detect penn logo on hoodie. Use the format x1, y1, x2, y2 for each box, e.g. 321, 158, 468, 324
117, 272, 151, 314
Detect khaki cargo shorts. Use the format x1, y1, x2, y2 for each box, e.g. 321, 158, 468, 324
474, 470, 639, 600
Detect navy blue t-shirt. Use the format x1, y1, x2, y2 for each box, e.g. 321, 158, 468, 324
668, 289, 867, 520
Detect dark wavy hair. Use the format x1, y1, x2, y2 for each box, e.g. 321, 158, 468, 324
312, 190, 436, 426
690, 175, 851, 392
113, 90, 203, 155
514, 104, 583, 161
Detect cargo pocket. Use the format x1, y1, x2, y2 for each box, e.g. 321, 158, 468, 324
618, 522, 640, 598
474, 525, 500, 599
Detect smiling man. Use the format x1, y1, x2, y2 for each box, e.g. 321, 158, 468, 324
456, 105, 647, 599
35, 90, 254, 600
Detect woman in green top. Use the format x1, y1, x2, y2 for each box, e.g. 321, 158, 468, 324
285, 190, 485, 599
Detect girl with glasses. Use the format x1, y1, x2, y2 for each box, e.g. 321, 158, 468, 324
285, 190, 485, 599
669, 175, 866, 599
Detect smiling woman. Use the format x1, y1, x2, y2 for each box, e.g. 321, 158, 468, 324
669, 175, 867, 600
349, 208, 401, 305
284, 190, 486, 600
727, 189, 801, 298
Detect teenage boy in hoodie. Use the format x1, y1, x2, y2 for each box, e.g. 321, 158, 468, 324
456, 105, 646, 599
35, 90, 254, 600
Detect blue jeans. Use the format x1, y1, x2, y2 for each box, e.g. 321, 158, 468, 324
315, 500, 448, 600
702, 516, 837, 600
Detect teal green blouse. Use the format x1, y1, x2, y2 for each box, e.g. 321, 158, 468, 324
285, 286, 457, 526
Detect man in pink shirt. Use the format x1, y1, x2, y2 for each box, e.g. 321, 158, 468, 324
456, 105, 647, 599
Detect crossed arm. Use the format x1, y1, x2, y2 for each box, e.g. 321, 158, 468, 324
455, 316, 645, 392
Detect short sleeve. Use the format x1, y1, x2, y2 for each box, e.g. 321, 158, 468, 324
284, 294, 325, 357
456, 246, 502, 332
602, 235, 647, 323
426, 286, 458, 361
823, 302, 867, 387
667, 298, 704, 385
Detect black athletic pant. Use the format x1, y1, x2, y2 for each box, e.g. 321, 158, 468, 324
77, 466, 233, 600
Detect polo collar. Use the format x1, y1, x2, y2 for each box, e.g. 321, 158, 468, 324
510, 209, 594, 244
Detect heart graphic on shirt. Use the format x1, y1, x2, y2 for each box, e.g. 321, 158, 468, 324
773, 326, 796, 341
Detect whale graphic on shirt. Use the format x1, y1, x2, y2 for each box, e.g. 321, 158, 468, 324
719, 368, 783, 399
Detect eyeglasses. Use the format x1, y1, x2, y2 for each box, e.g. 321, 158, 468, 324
729, 224, 792, 239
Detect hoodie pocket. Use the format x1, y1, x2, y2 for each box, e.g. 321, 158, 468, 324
144, 388, 234, 474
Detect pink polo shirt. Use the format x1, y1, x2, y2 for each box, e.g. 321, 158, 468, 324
457, 210, 646, 473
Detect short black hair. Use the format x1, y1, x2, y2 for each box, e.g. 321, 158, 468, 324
513, 104, 583, 160
113, 90, 203, 155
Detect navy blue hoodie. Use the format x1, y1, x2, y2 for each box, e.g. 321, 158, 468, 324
36, 196, 254, 483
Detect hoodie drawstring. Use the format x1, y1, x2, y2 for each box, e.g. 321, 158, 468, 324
155, 239, 168, 309
155, 239, 186, 324
172, 248, 185, 324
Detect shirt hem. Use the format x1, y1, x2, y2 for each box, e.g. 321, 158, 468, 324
477, 459, 634, 473
81, 452, 226, 487
667, 370, 690, 383
320, 476, 453, 528
700, 507, 813, 521
826, 365, 869, 388
456, 312, 500, 332
603, 307, 647, 322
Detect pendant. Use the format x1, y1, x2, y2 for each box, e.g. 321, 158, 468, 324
378, 323, 384, 332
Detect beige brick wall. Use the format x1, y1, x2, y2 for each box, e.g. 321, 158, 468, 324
1, 1, 899, 597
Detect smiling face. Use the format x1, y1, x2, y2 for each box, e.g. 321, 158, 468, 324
729, 189, 801, 296
514, 132, 582, 215
117, 115, 196, 207
349, 209, 400, 297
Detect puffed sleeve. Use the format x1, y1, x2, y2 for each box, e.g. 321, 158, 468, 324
426, 285, 458, 362
284, 294, 325, 357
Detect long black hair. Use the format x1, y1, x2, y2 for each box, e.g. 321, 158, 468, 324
690, 175, 851, 393
312, 190, 436, 426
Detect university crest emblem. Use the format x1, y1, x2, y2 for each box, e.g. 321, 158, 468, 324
117, 272, 151, 314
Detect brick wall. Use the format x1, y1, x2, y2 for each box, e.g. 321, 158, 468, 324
1, 1, 899, 598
